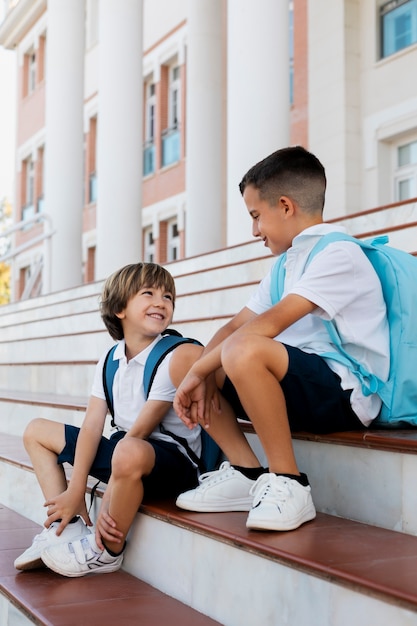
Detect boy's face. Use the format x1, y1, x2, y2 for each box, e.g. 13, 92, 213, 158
117, 286, 174, 337
243, 185, 294, 256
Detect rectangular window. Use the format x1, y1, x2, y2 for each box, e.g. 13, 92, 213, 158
36, 146, 44, 212
29, 51, 36, 92
381, 0, 417, 58
88, 117, 98, 203
167, 219, 179, 262
144, 228, 155, 262
169, 66, 180, 128
394, 139, 417, 200
161, 66, 181, 167
143, 82, 156, 176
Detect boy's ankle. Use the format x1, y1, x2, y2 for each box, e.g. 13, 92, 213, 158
231, 465, 267, 480
274, 472, 310, 487
102, 539, 126, 558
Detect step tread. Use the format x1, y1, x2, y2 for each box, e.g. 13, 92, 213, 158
0, 389, 88, 411
0, 505, 221, 626
2, 387, 417, 455
142, 500, 417, 610
2, 433, 417, 612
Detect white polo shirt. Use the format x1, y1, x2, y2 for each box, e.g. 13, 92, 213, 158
246, 224, 390, 426
91, 335, 201, 458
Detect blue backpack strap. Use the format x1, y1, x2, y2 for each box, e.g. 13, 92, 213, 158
102, 331, 222, 471
143, 333, 202, 398
305, 232, 386, 397
148, 333, 223, 473
102, 344, 118, 426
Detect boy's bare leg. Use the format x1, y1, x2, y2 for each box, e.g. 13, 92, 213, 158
203, 389, 261, 469
23, 418, 68, 499
14, 418, 92, 571
222, 335, 299, 475
100, 437, 155, 554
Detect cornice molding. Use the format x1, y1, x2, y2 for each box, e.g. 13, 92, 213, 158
0, 0, 46, 49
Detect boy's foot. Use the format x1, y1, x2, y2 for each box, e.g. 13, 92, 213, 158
246, 473, 316, 531
176, 461, 255, 512
41, 534, 123, 577
14, 517, 92, 571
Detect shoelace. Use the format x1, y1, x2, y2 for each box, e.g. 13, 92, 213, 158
197, 461, 233, 487
250, 474, 292, 507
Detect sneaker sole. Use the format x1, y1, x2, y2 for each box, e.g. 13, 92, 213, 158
14, 556, 46, 571
246, 507, 316, 531
176, 498, 253, 512
41, 551, 122, 578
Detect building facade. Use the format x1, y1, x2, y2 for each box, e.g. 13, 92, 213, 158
0, 0, 416, 300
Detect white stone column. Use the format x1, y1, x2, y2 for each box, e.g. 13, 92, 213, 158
227, 0, 290, 246
185, 0, 224, 257
44, 0, 85, 292
95, 0, 143, 280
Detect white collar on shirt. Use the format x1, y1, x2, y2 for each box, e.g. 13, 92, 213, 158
113, 335, 163, 365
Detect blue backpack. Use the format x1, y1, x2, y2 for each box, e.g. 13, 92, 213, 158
102, 330, 223, 472
270, 233, 417, 428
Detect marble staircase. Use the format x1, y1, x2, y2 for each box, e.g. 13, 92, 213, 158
1, 199, 417, 625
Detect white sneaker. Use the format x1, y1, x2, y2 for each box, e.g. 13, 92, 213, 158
246, 473, 316, 531
14, 518, 92, 571
176, 461, 256, 512
41, 533, 123, 577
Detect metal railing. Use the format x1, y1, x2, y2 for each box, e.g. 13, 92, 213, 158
0, 212, 55, 297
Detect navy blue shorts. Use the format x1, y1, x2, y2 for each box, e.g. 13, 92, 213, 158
58, 425, 199, 500
221, 344, 363, 434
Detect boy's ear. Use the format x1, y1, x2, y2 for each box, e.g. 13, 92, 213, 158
115, 310, 125, 320
279, 195, 295, 216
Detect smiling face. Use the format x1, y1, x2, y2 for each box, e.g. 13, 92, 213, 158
243, 184, 295, 256
117, 286, 174, 339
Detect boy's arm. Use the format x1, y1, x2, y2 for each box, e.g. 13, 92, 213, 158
125, 399, 172, 439
44, 395, 108, 535
174, 296, 316, 427
202, 306, 257, 355
126, 343, 204, 439
173, 307, 256, 428
232, 293, 316, 340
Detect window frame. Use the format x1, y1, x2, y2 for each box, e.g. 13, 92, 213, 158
393, 138, 417, 201
380, 0, 417, 58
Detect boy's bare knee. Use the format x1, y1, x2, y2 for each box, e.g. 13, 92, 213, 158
112, 438, 152, 479
23, 417, 48, 448
222, 334, 259, 372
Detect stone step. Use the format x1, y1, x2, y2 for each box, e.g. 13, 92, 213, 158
0, 504, 221, 626
1, 401, 417, 537
1, 457, 417, 625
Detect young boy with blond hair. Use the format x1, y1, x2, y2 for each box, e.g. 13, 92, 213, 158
15, 263, 204, 576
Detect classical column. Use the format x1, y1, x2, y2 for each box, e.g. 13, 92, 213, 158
227, 0, 290, 246
185, 0, 224, 257
44, 0, 85, 291
95, 0, 143, 280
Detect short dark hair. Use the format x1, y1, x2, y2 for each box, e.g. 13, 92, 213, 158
239, 146, 327, 215
100, 263, 176, 340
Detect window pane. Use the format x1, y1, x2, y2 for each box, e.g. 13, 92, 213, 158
399, 178, 410, 199
381, 0, 417, 57
398, 140, 417, 166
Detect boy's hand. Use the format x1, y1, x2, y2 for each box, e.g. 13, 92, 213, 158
44, 491, 92, 536
95, 500, 123, 551
203, 373, 222, 429
174, 371, 206, 429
